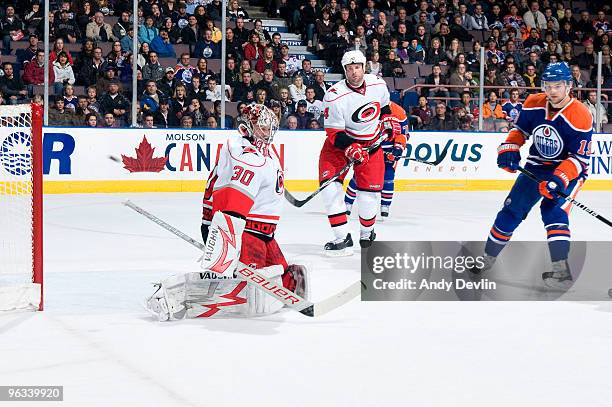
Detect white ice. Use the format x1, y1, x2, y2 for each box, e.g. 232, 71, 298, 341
2, 191, 612, 407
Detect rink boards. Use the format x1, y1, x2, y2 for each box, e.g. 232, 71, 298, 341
30, 127, 612, 193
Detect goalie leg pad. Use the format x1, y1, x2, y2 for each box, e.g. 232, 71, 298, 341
201, 211, 246, 277
144, 274, 188, 322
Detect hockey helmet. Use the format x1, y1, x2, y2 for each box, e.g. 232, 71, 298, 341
541, 62, 572, 83
341, 50, 367, 71
237, 103, 279, 148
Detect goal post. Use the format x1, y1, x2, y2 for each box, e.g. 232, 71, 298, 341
0, 103, 44, 311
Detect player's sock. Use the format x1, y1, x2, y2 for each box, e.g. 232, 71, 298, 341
485, 224, 513, 257
321, 181, 350, 240
545, 224, 570, 262
381, 180, 393, 217
344, 178, 358, 208
356, 190, 379, 248
359, 230, 376, 248
380, 205, 390, 217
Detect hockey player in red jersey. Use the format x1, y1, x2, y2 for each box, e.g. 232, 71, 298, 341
471, 62, 593, 289
146, 104, 308, 320
319, 50, 401, 255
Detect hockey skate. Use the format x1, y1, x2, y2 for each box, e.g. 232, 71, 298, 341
324, 233, 354, 257
359, 230, 376, 248
469, 255, 496, 275
542, 260, 573, 290
380, 205, 390, 218
345, 203, 352, 216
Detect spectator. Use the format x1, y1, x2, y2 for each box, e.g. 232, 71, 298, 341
205, 76, 231, 102
484, 68, 504, 95
312, 70, 329, 101
120, 26, 136, 53
212, 100, 233, 128
207, 0, 223, 21
186, 98, 207, 127
523, 29, 545, 54
423, 64, 449, 101
86, 11, 116, 42
24, 2, 44, 31
173, 53, 196, 85
142, 52, 165, 82
141, 80, 164, 113
502, 89, 523, 125
23, 50, 50, 88
157, 67, 178, 97
288, 75, 307, 103
76, 1, 94, 34
482, 91, 508, 132
154, 98, 178, 128
204, 19, 222, 43
113, 11, 132, 41
570, 65, 587, 100
426, 37, 449, 65
468, 4, 488, 30
84, 112, 99, 127
0, 63, 27, 104
86, 86, 102, 115
454, 106, 475, 130
101, 112, 119, 128
233, 70, 255, 103
572, 42, 596, 71
206, 115, 218, 128
106, 41, 127, 67
194, 57, 216, 84
151, 29, 176, 58
50, 38, 74, 66
254, 88, 268, 105
63, 84, 78, 111
303, 87, 323, 121
411, 95, 434, 129
500, 62, 527, 97
382, 50, 405, 77
366, 51, 382, 76
171, 84, 189, 119
74, 95, 100, 125
583, 91, 608, 128
99, 80, 130, 124
279, 44, 301, 75
575, 11, 595, 40
193, 29, 221, 59
225, 27, 244, 61
254, 69, 279, 101
142, 113, 155, 129
521, 63, 540, 94
181, 114, 193, 129
96, 66, 120, 95
1, 6, 24, 56
78, 47, 105, 87
233, 17, 250, 45
54, 9, 80, 43
448, 63, 476, 103
244, 32, 265, 61
138, 16, 158, 44
465, 40, 481, 73
523, 1, 547, 31
17, 34, 39, 65
163, 18, 181, 44
427, 102, 458, 130
273, 60, 292, 91
228, 0, 250, 21
181, 15, 200, 46
255, 46, 278, 74
285, 115, 298, 129
48, 96, 76, 126
294, 59, 316, 87
407, 38, 426, 64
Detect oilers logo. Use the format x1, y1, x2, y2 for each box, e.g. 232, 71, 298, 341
0, 132, 32, 176
533, 125, 564, 159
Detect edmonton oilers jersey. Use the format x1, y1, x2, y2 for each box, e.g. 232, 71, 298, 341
381, 101, 409, 157
511, 93, 593, 176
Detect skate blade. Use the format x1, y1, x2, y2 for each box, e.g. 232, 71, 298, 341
324, 247, 354, 257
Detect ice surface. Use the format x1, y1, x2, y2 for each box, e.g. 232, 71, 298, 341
2, 191, 612, 407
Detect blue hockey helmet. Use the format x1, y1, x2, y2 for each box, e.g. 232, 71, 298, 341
541, 62, 572, 82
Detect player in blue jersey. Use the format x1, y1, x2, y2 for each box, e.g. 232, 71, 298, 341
471, 62, 593, 289
345, 102, 409, 218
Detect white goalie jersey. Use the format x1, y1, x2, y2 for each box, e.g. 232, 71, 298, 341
322, 73, 390, 144
202, 134, 284, 238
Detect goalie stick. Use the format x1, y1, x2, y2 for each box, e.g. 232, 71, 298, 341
123, 200, 362, 317
517, 166, 612, 228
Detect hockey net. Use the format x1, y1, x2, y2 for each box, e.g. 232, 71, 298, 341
0, 104, 43, 311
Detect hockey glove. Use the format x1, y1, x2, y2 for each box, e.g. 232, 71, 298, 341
381, 116, 401, 141
385, 144, 405, 163
539, 173, 569, 200
345, 143, 369, 165
497, 143, 521, 173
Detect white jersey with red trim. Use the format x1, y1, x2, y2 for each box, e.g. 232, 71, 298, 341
202, 134, 284, 238
322, 73, 390, 144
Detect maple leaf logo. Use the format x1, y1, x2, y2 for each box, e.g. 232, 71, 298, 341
121, 136, 167, 172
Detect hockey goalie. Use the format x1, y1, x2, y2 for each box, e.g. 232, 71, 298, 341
145, 104, 309, 320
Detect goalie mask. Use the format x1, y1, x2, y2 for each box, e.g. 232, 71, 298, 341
237, 103, 279, 152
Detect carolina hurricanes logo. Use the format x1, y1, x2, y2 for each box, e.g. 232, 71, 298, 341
209, 214, 238, 274
196, 281, 247, 318
351, 102, 381, 124
275, 169, 284, 194
533, 124, 564, 159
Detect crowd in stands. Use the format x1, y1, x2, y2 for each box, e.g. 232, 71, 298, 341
0, 0, 610, 131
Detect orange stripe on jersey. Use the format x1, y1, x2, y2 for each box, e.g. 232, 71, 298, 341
212, 187, 254, 218
522, 93, 548, 109
560, 99, 593, 132
490, 227, 511, 241
389, 101, 408, 122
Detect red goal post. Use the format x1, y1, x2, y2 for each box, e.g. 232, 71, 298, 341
0, 103, 43, 311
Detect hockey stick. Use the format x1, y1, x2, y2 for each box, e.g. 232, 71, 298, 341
517, 166, 612, 228
123, 200, 362, 317
284, 128, 395, 208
